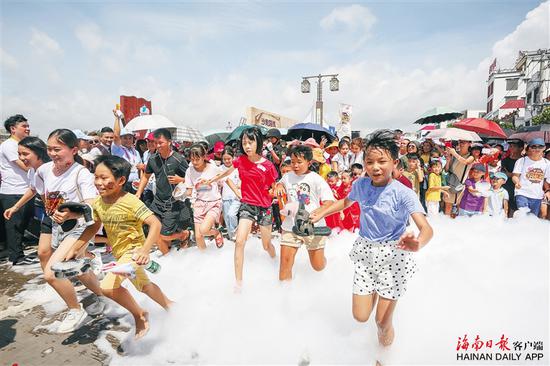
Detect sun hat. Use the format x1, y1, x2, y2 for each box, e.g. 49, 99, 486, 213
312, 148, 326, 163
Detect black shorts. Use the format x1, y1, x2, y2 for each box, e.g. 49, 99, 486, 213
40, 216, 53, 235
151, 199, 193, 236
238, 203, 272, 227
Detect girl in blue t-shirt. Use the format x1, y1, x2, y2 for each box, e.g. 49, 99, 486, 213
311, 129, 433, 347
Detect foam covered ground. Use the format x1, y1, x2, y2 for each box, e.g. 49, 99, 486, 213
11, 215, 550, 365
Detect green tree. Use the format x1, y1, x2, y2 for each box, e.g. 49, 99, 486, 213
532, 107, 550, 125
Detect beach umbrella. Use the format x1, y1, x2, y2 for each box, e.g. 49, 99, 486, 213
508, 124, 550, 143
425, 127, 482, 141
453, 118, 507, 139
225, 125, 269, 143
124, 115, 176, 132
286, 123, 336, 143
205, 132, 230, 147
177, 126, 206, 142
414, 107, 463, 125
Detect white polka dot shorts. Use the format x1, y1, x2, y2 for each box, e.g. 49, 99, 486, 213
350, 237, 417, 300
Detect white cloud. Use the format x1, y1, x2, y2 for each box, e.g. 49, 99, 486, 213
320, 4, 376, 48
489, 1, 550, 69
29, 28, 62, 54
0, 48, 18, 69
75, 23, 103, 52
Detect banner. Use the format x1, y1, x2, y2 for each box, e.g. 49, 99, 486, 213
120, 96, 152, 125
246, 107, 297, 128
337, 103, 352, 139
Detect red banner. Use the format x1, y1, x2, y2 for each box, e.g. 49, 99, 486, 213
120, 95, 152, 125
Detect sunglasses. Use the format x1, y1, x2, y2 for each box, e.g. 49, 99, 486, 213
91, 140, 99, 144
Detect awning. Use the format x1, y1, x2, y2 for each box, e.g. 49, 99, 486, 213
500, 99, 525, 109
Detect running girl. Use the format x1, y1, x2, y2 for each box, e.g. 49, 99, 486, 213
206, 127, 278, 287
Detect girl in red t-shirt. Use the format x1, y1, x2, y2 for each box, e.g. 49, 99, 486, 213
337, 171, 360, 232
207, 127, 278, 288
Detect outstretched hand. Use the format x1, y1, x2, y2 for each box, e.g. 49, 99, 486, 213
397, 232, 421, 252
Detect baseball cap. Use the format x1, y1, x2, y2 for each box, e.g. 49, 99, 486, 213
490, 172, 508, 182
120, 128, 134, 137
146, 132, 155, 141
471, 163, 486, 173
73, 129, 93, 141
528, 138, 545, 147
214, 141, 225, 153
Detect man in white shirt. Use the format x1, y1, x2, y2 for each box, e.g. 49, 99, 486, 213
111, 112, 142, 193
0, 115, 35, 265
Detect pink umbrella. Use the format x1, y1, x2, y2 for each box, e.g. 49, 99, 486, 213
453, 118, 507, 138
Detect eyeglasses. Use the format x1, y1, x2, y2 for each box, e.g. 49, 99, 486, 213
91, 140, 99, 144
530, 145, 545, 149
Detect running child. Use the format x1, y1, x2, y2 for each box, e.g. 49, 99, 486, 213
338, 170, 360, 232
325, 170, 343, 230
273, 145, 335, 280
220, 147, 241, 241
310, 129, 433, 347
35, 129, 105, 333
205, 127, 277, 287
184, 144, 224, 249
64, 155, 172, 339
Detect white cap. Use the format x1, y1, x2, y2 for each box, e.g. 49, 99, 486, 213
73, 129, 93, 141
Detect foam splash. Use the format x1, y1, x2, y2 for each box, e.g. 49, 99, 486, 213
10, 215, 550, 364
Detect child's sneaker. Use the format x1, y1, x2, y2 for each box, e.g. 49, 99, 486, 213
85, 296, 106, 316
58, 305, 88, 333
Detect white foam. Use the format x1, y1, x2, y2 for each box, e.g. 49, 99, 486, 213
10, 215, 550, 364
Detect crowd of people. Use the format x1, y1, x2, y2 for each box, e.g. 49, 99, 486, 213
0, 112, 548, 344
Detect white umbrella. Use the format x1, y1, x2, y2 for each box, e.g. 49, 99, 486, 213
425, 127, 481, 141
176, 126, 206, 142
124, 115, 176, 132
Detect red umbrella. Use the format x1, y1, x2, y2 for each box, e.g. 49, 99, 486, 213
453, 118, 507, 138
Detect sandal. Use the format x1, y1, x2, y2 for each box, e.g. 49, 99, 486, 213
179, 230, 191, 249
214, 230, 224, 249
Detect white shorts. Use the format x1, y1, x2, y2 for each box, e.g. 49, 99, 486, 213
350, 237, 417, 300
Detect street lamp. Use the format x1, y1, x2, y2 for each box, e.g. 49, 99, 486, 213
301, 73, 339, 127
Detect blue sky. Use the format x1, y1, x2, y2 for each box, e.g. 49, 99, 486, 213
1, 1, 548, 137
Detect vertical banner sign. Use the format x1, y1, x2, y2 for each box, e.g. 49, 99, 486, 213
120, 96, 152, 125
337, 103, 352, 139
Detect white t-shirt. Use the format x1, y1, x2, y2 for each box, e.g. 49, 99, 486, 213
486, 187, 509, 216
221, 165, 241, 201
111, 143, 142, 183
513, 157, 550, 199
35, 162, 98, 215
279, 171, 335, 232
0, 138, 29, 194
184, 162, 221, 202
350, 151, 364, 167
332, 152, 353, 172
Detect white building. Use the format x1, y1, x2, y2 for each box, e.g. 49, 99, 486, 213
462, 109, 486, 119
485, 49, 550, 127
515, 49, 550, 125
485, 66, 525, 123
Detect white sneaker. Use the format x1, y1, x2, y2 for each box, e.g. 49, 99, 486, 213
58, 306, 88, 333
89, 252, 103, 279
85, 296, 106, 316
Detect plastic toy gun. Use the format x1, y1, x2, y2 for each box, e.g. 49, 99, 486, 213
51, 258, 91, 279
57, 202, 94, 232
292, 201, 332, 237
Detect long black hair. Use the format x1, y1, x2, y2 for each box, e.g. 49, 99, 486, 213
18, 136, 50, 163
239, 127, 264, 156
48, 129, 84, 165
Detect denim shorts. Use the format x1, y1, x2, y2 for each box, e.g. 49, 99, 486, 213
238, 203, 272, 227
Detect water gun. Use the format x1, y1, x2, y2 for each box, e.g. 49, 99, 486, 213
292, 201, 332, 237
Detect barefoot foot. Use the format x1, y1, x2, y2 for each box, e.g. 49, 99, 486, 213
135, 311, 150, 340
266, 244, 276, 258
377, 325, 394, 347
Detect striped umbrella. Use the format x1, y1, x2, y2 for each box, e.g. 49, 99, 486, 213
177, 126, 206, 142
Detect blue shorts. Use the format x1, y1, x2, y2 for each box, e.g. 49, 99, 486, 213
515, 195, 542, 216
